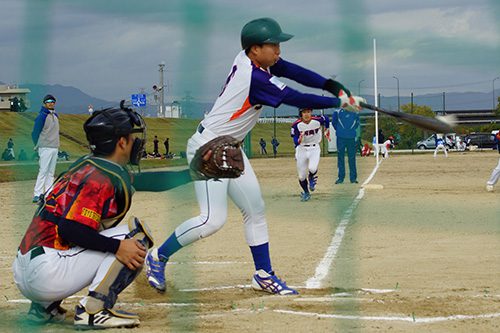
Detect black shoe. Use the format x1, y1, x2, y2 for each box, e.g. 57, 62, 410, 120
350, 180, 358, 184
335, 179, 344, 184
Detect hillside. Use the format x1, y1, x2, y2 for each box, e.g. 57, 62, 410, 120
0, 113, 305, 182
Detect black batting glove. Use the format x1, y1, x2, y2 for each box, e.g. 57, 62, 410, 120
323, 79, 352, 97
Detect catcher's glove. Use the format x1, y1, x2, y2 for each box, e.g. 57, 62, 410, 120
190, 135, 244, 181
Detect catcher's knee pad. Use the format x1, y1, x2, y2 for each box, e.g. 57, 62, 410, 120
126, 216, 154, 249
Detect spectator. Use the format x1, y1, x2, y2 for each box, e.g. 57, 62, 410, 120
31, 94, 60, 203
271, 136, 279, 157
18, 149, 28, 161
259, 138, 267, 155
7, 138, 15, 159
2, 148, 14, 161
88, 104, 94, 115
332, 108, 360, 184
494, 132, 500, 153
164, 137, 170, 156
153, 136, 159, 157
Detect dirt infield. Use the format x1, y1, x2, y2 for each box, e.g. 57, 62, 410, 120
1, 151, 499, 332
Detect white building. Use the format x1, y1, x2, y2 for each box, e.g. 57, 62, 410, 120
0, 85, 31, 111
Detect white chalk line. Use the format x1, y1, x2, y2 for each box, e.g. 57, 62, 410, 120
273, 309, 500, 323
305, 161, 381, 289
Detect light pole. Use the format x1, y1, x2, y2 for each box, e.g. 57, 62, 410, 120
493, 76, 500, 111
392, 75, 400, 112
158, 62, 166, 117
358, 79, 365, 96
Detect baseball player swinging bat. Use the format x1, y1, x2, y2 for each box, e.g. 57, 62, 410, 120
360, 102, 456, 133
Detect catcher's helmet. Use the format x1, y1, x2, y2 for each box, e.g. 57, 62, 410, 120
241, 17, 293, 50
83, 101, 146, 165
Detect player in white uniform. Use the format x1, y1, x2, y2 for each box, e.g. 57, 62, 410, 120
291, 108, 330, 201
145, 17, 365, 295
433, 133, 448, 157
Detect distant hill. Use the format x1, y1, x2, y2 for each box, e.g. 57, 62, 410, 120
14, 83, 499, 116
21, 83, 116, 114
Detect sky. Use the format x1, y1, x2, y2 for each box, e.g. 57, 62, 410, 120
1, 0, 499, 104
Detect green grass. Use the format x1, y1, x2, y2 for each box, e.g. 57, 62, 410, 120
0, 112, 309, 182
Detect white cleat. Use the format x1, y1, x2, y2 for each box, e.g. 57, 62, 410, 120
486, 184, 494, 192
73, 305, 139, 329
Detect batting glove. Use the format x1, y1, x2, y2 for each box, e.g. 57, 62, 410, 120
338, 90, 365, 112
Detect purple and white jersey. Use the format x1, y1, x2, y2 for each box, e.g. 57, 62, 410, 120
200, 51, 340, 141
291, 115, 329, 147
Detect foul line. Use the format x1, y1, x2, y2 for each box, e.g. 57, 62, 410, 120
274, 309, 500, 323
305, 161, 382, 289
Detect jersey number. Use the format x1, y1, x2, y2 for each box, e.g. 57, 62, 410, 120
219, 65, 237, 97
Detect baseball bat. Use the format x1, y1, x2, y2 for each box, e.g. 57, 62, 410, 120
360, 102, 455, 133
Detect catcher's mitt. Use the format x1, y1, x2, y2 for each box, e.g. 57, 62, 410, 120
190, 135, 244, 180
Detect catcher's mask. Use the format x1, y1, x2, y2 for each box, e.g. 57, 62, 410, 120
83, 100, 146, 165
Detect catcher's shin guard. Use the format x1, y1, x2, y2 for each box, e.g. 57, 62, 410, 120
85, 217, 154, 312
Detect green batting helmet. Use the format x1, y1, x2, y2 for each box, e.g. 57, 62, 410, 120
241, 18, 293, 50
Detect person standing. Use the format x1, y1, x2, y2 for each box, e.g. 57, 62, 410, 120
271, 136, 280, 158
433, 133, 448, 158
259, 137, 267, 155
88, 104, 94, 115
145, 17, 365, 295
153, 135, 159, 157
164, 137, 170, 156
31, 95, 60, 203
291, 108, 330, 201
331, 108, 360, 184
7, 137, 15, 159
486, 157, 500, 192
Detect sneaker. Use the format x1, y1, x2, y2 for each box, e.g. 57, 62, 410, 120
145, 247, 166, 292
335, 179, 344, 184
300, 192, 311, 202
252, 270, 298, 295
32, 196, 40, 203
486, 184, 494, 192
73, 305, 139, 329
27, 301, 67, 324
309, 176, 317, 192
350, 180, 358, 184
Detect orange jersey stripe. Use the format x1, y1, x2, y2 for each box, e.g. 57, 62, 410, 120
229, 96, 252, 121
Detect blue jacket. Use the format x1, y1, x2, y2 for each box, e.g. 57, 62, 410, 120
331, 109, 359, 139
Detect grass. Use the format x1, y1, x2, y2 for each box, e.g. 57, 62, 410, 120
0, 112, 310, 182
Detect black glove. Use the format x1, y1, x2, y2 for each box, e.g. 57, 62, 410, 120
323, 79, 352, 97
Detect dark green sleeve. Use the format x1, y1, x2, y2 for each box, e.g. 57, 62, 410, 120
132, 169, 192, 192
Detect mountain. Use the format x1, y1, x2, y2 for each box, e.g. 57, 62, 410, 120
21, 83, 116, 114
15, 83, 499, 117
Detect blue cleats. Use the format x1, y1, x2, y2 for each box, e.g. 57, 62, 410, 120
252, 270, 298, 295
145, 248, 166, 292
300, 192, 311, 202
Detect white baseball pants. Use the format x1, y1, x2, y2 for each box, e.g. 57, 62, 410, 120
434, 143, 448, 157
33, 147, 59, 197
173, 128, 268, 247
13, 224, 129, 308
486, 157, 500, 186
295, 145, 320, 181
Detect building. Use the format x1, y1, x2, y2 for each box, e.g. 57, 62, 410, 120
0, 85, 31, 112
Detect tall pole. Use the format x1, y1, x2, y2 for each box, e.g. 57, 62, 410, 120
493, 77, 500, 111
442, 92, 446, 115
358, 79, 365, 96
373, 38, 379, 164
392, 75, 400, 112
273, 108, 276, 141
159, 62, 165, 117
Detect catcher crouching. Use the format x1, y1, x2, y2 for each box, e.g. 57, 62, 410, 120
13, 103, 154, 329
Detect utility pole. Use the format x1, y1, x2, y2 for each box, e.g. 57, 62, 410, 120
358, 79, 365, 96
158, 62, 165, 117
392, 75, 400, 112
493, 76, 500, 111
442, 92, 446, 115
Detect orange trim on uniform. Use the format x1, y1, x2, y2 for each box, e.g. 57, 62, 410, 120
229, 96, 252, 121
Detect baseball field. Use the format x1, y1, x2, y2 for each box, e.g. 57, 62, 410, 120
0, 150, 499, 332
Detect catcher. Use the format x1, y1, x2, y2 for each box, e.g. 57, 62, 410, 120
146, 17, 365, 295
13, 105, 155, 329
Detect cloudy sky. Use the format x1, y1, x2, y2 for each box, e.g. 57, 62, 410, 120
1, 0, 499, 103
